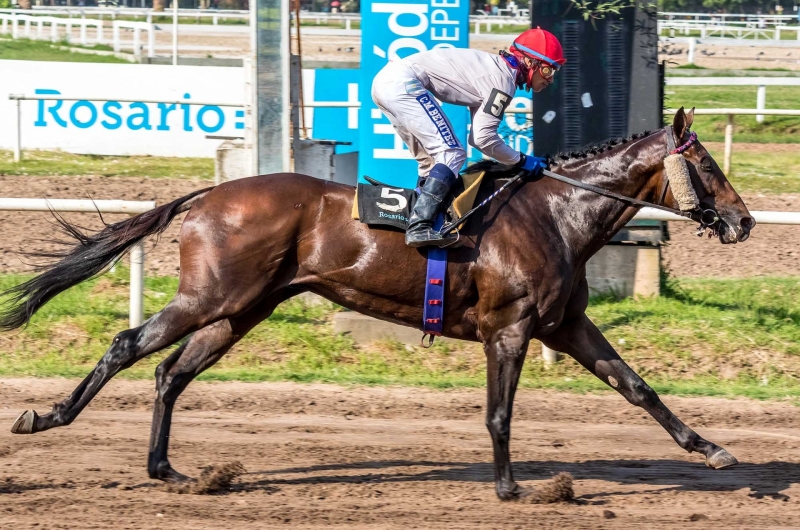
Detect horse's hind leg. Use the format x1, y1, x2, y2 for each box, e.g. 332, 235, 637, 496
541, 314, 738, 469
148, 292, 292, 482
11, 298, 207, 435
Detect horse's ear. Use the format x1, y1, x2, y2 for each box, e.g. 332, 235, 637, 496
686, 107, 695, 130
672, 106, 688, 141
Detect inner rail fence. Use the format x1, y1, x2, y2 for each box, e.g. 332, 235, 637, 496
10, 93, 798, 175
0, 199, 156, 328
0, 13, 155, 57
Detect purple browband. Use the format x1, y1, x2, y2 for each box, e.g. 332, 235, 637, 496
670, 131, 698, 155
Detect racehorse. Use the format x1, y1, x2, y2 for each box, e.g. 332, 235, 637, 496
2, 109, 754, 500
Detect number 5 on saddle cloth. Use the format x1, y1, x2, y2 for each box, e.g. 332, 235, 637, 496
351, 170, 487, 346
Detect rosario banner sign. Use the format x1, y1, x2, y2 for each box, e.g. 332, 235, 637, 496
0, 61, 244, 158
359, 0, 470, 188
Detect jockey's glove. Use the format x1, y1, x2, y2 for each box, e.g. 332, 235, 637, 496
515, 153, 547, 177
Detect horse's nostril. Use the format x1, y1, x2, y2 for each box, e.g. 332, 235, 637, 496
740, 216, 755, 231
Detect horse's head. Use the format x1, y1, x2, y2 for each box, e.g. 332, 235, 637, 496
667, 107, 755, 244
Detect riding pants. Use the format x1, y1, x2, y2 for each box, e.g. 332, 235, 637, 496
371, 61, 467, 181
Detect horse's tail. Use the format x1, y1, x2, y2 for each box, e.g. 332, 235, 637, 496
0, 187, 213, 332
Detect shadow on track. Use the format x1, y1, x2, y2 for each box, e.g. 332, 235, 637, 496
236, 459, 800, 500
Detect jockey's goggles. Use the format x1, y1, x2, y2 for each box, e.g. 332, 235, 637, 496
536, 61, 557, 80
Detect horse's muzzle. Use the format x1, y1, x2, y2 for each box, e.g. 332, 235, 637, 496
718, 213, 755, 244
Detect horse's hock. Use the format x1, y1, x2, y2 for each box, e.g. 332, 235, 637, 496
333, 223, 663, 346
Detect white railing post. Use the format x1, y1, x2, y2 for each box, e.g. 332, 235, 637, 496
147, 24, 154, 58
112, 21, 119, 52
542, 344, 561, 364
129, 240, 144, 328
24, 16, 31, 38
687, 37, 696, 64
65, 20, 71, 43
97, 19, 103, 44
1, 16, 7, 35
756, 85, 766, 123
80, 19, 87, 45
11, 16, 18, 39
50, 17, 57, 42
12, 97, 21, 163
345, 17, 350, 30
133, 26, 141, 59
172, 1, 178, 66
724, 114, 734, 174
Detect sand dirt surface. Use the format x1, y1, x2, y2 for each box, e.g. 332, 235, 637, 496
1, 378, 800, 529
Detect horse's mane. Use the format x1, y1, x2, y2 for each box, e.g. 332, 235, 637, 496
464, 130, 656, 177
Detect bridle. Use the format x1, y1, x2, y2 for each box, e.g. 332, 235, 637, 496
439, 127, 721, 238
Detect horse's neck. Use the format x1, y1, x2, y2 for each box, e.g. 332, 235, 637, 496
543, 138, 665, 261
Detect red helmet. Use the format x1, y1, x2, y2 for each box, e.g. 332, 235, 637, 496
511, 27, 566, 68
510, 28, 566, 90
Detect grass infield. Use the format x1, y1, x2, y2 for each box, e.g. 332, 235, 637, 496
666, 85, 800, 144
0, 270, 798, 401
0, 38, 128, 63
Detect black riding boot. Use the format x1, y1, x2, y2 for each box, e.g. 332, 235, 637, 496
405, 176, 458, 248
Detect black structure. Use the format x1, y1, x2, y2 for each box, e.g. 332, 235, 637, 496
530, 0, 661, 156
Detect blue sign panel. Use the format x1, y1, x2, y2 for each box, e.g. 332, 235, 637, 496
359, 0, 470, 188
309, 69, 360, 154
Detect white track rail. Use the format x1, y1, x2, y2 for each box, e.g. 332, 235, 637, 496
0, 198, 156, 328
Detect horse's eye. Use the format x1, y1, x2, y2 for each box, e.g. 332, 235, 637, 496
700, 161, 713, 172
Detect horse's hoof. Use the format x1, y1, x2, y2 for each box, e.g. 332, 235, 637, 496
11, 410, 38, 434
496, 484, 531, 501
152, 465, 191, 484
706, 447, 739, 469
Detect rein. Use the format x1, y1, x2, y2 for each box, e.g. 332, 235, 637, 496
439, 127, 719, 237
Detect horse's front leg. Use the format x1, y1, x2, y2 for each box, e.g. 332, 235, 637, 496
483, 316, 534, 500
541, 313, 738, 469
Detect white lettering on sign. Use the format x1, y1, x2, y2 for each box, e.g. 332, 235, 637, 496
372, 3, 429, 37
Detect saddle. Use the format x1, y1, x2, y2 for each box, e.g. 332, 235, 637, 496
351, 169, 487, 232
351, 169, 487, 346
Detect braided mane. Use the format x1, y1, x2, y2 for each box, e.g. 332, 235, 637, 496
464, 130, 656, 177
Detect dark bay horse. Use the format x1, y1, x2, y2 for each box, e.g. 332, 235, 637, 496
3, 109, 754, 500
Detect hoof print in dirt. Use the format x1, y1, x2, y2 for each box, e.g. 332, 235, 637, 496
166, 462, 246, 495
522, 472, 575, 504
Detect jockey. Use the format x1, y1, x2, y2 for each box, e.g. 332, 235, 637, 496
371, 28, 566, 248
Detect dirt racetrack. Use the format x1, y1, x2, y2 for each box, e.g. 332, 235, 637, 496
1, 378, 800, 529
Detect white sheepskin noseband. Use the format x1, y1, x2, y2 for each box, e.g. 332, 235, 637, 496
664, 131, 699, 211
